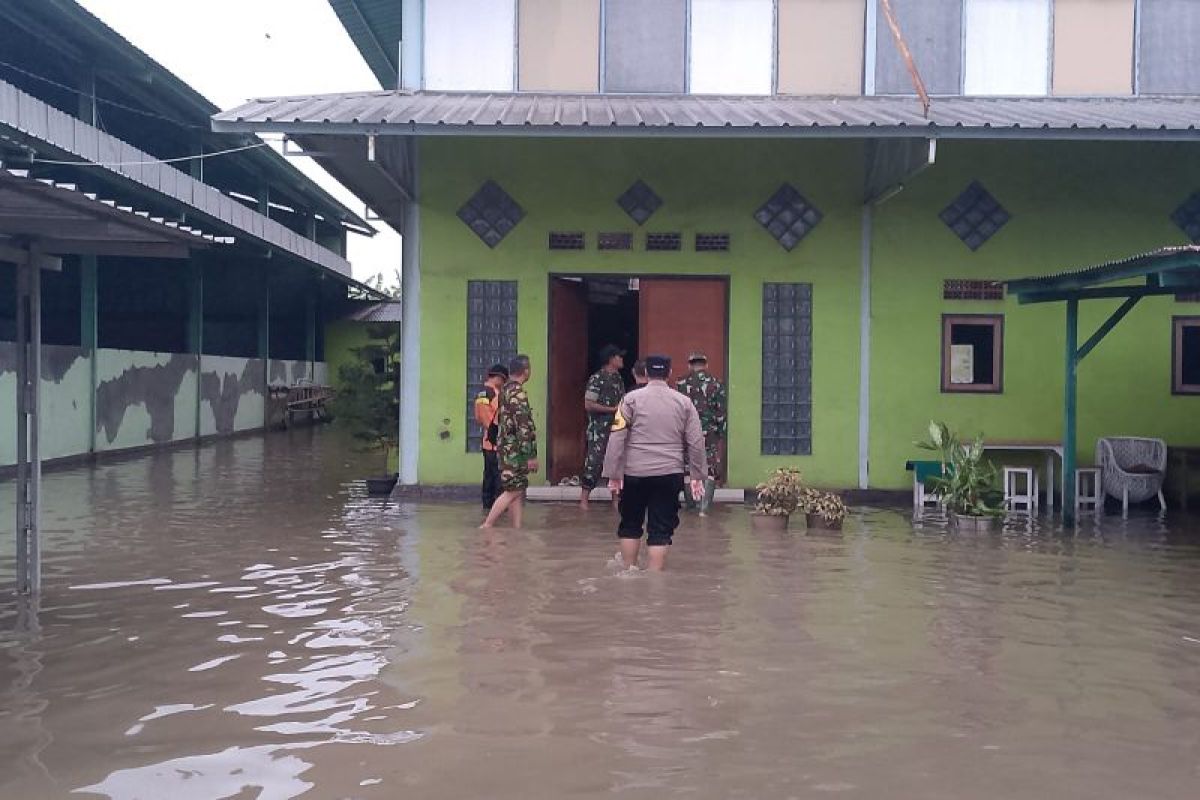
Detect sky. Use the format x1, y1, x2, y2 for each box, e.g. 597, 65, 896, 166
76, 0, 401, 287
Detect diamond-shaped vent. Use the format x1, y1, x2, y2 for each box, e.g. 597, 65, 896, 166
457, 180, 524, 248
1170, 192, 1200, 243
754, 184, 823, 251
939, 181, 1010, 251
617, 180, 662, 226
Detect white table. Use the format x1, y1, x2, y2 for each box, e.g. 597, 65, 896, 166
983, 442, 1065, 511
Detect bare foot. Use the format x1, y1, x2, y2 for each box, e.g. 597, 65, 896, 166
479, 522, 493, 529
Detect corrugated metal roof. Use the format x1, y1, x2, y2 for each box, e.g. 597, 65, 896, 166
342, 300, 403, 322
1006, 245, 1200, 295
215, 91, 1200, 139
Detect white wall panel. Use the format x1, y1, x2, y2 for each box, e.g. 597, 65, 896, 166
424, 0, 516, 91
964, 0, 1050, 95
689, 0, 774, 95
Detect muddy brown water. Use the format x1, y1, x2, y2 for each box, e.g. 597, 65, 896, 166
2, 429, 1200, 799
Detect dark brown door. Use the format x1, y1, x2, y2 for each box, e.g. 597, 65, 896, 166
548, 278, 589, 483
639, 278, 728, 382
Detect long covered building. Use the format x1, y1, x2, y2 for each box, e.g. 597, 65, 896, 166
1, 0, 383, 468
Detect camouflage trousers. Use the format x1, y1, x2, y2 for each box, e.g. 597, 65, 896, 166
581, 418, 613, 491
499, 459, 530, 492
704, 434, 724, 482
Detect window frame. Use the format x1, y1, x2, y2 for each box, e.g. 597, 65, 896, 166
941, 313, 1004, 394
1172, 315, 1200, 395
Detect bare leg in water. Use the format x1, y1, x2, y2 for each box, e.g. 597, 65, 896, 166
481, 490, 525, 528
645, 545, 668, 572
619, 538, 641, 570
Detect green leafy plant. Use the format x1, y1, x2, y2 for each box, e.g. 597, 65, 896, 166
915, 421, 1003, 517
334, 324, 400, 474
801, 489, 848, 523
754, 468, 806, 516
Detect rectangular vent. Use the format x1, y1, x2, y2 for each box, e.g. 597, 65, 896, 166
695, 232, 730, 252
548, 231, 585, 250
943, 279, 1004, 301
1177, 292, 1200, 302
598, 231, 632, 251
646, 232, 681, 251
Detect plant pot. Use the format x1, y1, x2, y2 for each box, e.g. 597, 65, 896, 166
365, 474, 398, 496
949, 512, 999, 531
805, 513, 843, 531
750, 512, 789, 531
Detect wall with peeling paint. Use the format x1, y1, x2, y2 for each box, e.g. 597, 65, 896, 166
268, 359, 315, 387
198, 356, 266, 436
94, 349, 198, 452
0, 342, 91, 464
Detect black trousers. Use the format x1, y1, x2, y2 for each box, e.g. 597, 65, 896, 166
482, 450, 502, 509
618, 474, 684, 547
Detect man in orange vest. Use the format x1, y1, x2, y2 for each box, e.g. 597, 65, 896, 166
475, 363, 509, 511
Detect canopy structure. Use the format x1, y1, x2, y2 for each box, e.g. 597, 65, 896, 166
1006, 246, 1200, 524
1, 168, 228, 595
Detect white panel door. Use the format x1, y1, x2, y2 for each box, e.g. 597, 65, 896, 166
964, 0, 1050, 95
425, 0, 516, 91
689, 0, 774, 94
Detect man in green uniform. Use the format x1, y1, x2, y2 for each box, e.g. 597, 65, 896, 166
481, 354, 539, 529
676, 350, 727, 515
580, 344, 625, 509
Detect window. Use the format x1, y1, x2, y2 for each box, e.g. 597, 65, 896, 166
964, 0, 1050, 96
942, 314, 1003, 393
761, 283, 812, 455
1174, 317, 1200, 394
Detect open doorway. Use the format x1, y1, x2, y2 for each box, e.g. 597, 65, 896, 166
547, 274, 728, 484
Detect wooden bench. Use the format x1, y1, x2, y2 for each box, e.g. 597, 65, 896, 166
268, 381, 335, 428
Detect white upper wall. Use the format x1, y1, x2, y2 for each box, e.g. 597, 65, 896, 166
963, 0, 1051, 96
424, 0, 516, 91
689, 0, 775, 95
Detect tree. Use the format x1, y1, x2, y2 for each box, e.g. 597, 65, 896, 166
334, 323, 400, 473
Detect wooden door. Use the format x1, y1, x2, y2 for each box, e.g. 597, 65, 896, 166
548, 278, 589, 483
639, 278, 728, 382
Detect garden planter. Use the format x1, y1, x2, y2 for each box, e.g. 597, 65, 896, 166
805, 514, 843, 531
365, 474, 399, 496
949, 512, 999, 531
750, 513, 790, 531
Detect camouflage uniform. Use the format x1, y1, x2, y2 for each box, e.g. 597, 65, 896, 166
676, 370, 727, 480
581, 368, 625, 491
496, 379, 538, 492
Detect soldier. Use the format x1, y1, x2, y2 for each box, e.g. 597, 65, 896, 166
481, 355, 539, 529
676, 350, 727, 516
580, 345, 625, 509
603, 355, 707, 572
473, 363, 509, 511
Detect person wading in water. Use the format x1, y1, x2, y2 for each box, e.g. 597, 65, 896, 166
603, 355, 706, 572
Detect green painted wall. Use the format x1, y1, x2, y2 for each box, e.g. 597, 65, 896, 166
414, 137, 1200, 490
870, 140, 1200, 489
417, 137, 864, 488
325, 319, 386, 389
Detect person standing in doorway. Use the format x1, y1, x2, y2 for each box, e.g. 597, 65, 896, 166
474, 363, 509, 512
676, 351, 728, 516
580, 345, 626, 509
603, 355, 706, 572
481, 355, 539, 529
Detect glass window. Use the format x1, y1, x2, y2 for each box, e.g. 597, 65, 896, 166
1174, 317, 1200, 394
942, 314, 1004, 393
964, 0, 1050, 96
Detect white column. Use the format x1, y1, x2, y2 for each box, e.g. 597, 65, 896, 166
398, 145, 422, 485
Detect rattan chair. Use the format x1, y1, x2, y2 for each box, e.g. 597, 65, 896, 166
1096, 437, 1167, 516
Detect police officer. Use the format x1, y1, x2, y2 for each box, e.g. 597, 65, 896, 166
473, 363, 509, 511
676, 350, 728, 516
603, 355, 706, 572
580, 344, 625, 509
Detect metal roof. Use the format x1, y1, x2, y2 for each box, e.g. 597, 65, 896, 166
1, 0, 371, 232
327, 0, 403, 91
1006, 245, 1200, 302
215, 91, 1200, 140
0, 167, 231, 257
341, 300, 403, 322
2, 78, 356, 280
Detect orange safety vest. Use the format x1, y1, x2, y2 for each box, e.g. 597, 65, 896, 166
474, 386, 500, 451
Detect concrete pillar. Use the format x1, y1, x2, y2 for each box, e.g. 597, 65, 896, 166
80, 255, 98, 453
304, 284, 317, 381
188, 260, 203, 438
258, 274, 270, 423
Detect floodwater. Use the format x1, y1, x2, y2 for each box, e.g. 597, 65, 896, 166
2, 430, 1200, 800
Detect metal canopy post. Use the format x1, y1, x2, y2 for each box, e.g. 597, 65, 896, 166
14, 255, 42, 595
1063, 299, 1079, 526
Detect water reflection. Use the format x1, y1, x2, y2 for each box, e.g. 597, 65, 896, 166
0, 429, 1198, 799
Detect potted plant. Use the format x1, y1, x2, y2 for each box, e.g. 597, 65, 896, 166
915, 421, 1004, 530
751, 468, 805, 530
334, 324, 400, 496
802, 489, 847, 531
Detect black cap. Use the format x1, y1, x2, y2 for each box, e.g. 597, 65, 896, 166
487, 363, 509, 379
598, 344, 625, 363
645, 354, 671, 378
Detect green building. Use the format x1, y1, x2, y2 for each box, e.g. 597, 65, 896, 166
217, 0, 1200, 495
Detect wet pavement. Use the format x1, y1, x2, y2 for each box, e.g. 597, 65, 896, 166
2, 428, 1200, 799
